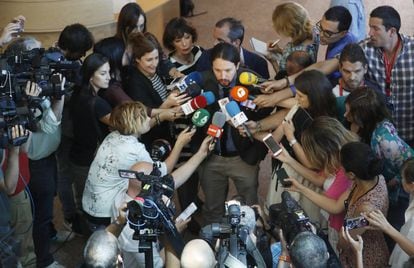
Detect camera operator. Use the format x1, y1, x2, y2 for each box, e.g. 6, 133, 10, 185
111, 135, 213, 268
0, 125, 29, 267
277, 229, 329, 268
24, 75, 69, 267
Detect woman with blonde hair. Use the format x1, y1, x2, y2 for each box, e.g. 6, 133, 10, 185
267, 2, 319, 77
82, 101, 195, 232
275, 116, 358, 251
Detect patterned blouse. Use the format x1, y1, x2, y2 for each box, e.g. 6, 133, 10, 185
371, 120, 414, 203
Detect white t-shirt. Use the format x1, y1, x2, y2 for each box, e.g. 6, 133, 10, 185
389, 195, 414, 267
82, 131, 167, 218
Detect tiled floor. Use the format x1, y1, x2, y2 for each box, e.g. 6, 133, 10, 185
48, 0, 414, 267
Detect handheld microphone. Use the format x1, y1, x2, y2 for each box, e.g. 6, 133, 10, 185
201, 91, 216, 105
185, 83, 202, 97
174, 71, 202, 93
230, 86, 256, 102
239, 72, 267, 86
225, 101, 254, 142
191, 108, 210, 129
207, 111, 226, 140
181, 95, 207, 115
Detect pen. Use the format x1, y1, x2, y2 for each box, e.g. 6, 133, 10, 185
269, 39, 280, 48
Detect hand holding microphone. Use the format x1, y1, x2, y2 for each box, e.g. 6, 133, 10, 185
225, 101, 254, 142
230, 86, 257, 110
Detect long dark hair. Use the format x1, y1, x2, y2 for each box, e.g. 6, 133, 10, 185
340, 141, 383, 181
294, 70, 336, 118
78, 53, 109, 96
345, 87, 391, 143
93, 37, 125, 80
116, 3, 147, 43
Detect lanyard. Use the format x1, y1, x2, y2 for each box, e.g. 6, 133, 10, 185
383, 37, 401, 97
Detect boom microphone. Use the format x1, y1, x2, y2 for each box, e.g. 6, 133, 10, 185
239, 72, 267, 86
225, 101, 254, 142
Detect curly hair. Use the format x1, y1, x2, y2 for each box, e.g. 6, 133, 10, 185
109, 101, 148, 135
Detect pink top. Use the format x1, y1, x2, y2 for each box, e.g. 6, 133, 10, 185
324, 168, 352, 231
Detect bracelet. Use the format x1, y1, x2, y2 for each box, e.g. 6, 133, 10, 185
289, 139, 297, 147
279, 255, 291, 263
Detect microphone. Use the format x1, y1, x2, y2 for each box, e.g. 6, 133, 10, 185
190, 95, 207, 110
185, 83, 202, 98
239, 72, 267, 86
201, 91, 216, 105
225, 101, 254, 142
230, 86, 256, 102
174, 71, 203, 93
207, 111, 226, 140
181, 95, 207, 115
191, 108, 210, 129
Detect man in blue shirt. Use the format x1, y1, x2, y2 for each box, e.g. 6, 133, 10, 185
317, 6, 357, 85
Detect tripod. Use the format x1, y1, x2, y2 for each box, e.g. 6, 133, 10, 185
135, 231, 158, 268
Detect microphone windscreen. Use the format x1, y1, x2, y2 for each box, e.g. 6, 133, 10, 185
230, 86, 249, 102
186, 83, 202, 97
240, 206, 256, 232
190, 95, 207, 109
225, 101, 241, 117
201, 91, 216, 105
239, 72, 258, 85
191, 108, 210, 127
184, 71, 202, 85
211, 111, 226, 128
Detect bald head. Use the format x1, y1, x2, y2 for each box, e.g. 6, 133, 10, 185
181, 239, 216, 268
83, 230, 119, 268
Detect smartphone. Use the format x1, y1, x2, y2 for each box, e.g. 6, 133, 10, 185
175, 202, 197, 222
276, 168, 291, 188
263, 133, 282, 156
344, 216, 369, 230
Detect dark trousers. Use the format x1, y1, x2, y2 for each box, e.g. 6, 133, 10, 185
28, 154, 57, 268
199, 155, 259, 225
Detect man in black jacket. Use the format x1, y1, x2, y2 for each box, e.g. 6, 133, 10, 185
196, 43, 270, 225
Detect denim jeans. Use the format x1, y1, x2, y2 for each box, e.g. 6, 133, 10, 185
28, 153, 57, 268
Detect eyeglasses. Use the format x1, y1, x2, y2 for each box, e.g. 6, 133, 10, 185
316, 21, 341, 38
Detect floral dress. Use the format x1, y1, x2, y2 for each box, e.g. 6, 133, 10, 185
340, 176, 389, 268
371, 120, 414, 204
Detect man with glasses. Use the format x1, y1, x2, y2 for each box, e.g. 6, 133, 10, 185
317, 6, 356, 84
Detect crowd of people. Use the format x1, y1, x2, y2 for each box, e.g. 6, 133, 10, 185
1, 1, 414, 267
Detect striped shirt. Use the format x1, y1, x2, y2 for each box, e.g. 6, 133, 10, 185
168, 45, 204, 75
363, 34, 414, 142
150, 73, 168, 101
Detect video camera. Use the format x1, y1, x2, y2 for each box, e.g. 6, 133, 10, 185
118, 168, 185, 268
268, 191, 312, 244
1, 47, 80, 100
200, 200, 266, 268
